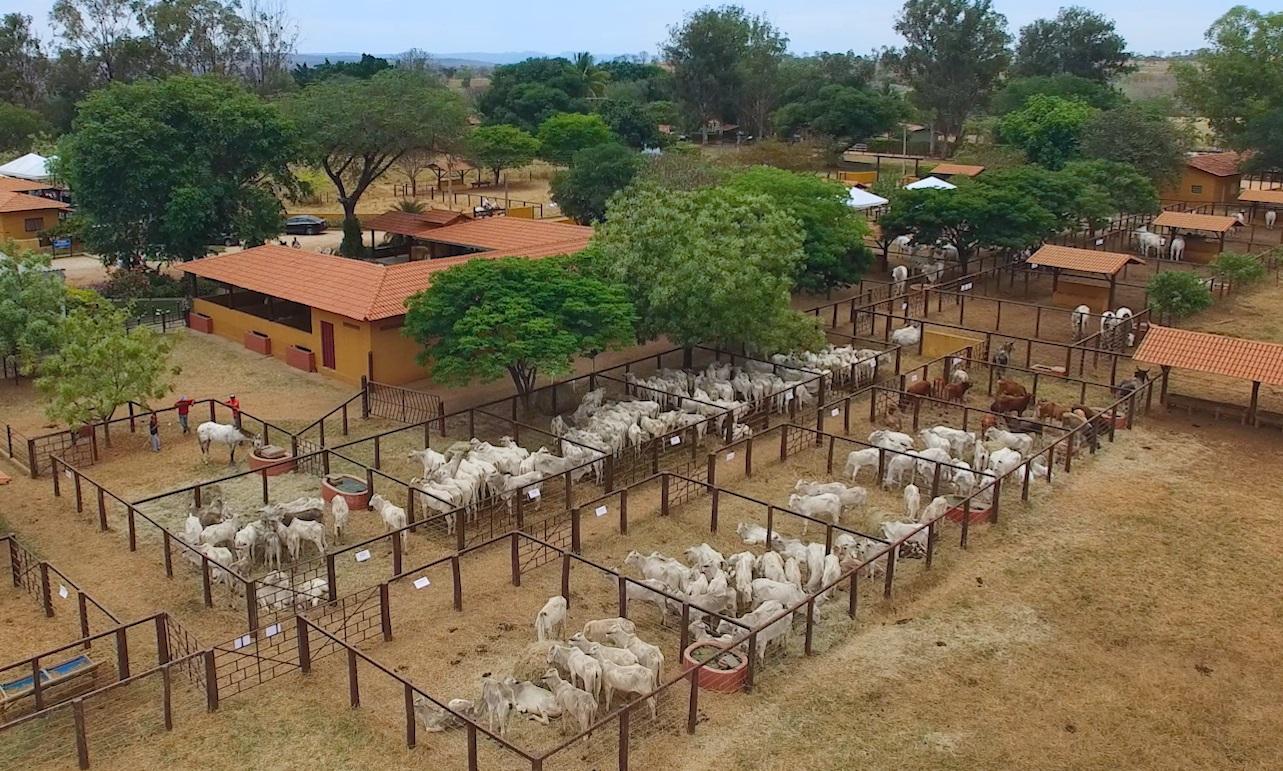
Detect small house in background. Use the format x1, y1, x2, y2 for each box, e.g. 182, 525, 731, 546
0, 190, 70, 247
1161, 151, 1244, 204
925, 163, 985, 182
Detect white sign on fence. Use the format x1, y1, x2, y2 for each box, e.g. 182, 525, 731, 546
355, 549, 371, 563
58, 584, 69, 599
725, 451, 736, 462
413, 576, 431, 590
595, 505, 608, 517
830, 408, 840, 417
670, 435, 681, 446
960, 282, 974, 292
265, 624, 281, 638
1096, 238, 1105, 246
233, 634, 253, 650
528, 487, 542, 500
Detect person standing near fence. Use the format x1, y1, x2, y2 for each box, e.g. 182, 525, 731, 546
228, 394, 241, 429
175, 395, 193, 434
148, 412, 161, 452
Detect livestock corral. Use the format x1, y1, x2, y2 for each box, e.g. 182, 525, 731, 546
7, 249, 1283, 769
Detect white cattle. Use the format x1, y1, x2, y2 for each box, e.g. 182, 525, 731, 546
793, 480, 868, 511
756, 551, 787, 584
1267, 210, 1277, 230
882, 453, 917, 489
736, 521, 768, 545
195, 421, 260, 465
479, 676, 513, 737
984, 427, 1035, 456
500, 677, 562, 724
890, 322, 922, 348
369, 494, 408, 533
547, 644, 602, 700
1171, 235, 1186, 261
903, 483, 921, 520
597, 659, 657, 718
582, 617, 635, 643
880, 521, 928, 555
1071, 305, 1091, 340
750, 578, 806, 609
408, 448, 447, 476
869, 430, 914, 451
624, 551, 692, 593
844, 447, 881, 481
1134, 228, 1163, 258
536, 595, 568, 642
987, 447, 1024, 477
329, 495, 349, 543
606, 627, 665, 685
787, 493, 841, 535
285, 518, 327, 561
541, 669, 598, 734
719, 600, 790, 659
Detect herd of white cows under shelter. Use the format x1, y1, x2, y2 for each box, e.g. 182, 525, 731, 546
13, 240, 1280, 768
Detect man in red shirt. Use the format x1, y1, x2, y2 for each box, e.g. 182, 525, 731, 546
227, 394, 241, 429
174, 396, 193, 434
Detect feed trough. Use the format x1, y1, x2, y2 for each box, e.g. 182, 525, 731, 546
682, 643, 748, 693
323, 473, 371, 511
248, 444, 294, 476
945, 494, 992, 525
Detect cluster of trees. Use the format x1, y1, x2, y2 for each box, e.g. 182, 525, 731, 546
1, 243, 179, 438
879, 160, 1159, 269
0, 0, 297, 150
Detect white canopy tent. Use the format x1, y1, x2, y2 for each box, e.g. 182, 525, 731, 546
904, 176, 957, 191
0, 153, 53, 181
846, 186, 889, 210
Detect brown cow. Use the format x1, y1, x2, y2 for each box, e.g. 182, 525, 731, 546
901, 379, 933, 408
1036, 400, 1066, 423
944, 380, 973, 403
991, 393, 1033, 415
996, 378, 1028, 398
980, 414, 999, 432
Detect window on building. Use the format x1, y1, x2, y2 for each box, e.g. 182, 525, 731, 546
1190, 185, 1204, 195
23, 217, 43, 232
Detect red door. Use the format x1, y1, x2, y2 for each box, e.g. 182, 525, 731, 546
320, 321, 336, 370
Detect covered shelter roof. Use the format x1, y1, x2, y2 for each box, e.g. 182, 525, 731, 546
846, 187, 889, 210
182, 219, 594, 322
0, 153, 52, 181
1236, 189, 1283, 206
928, 163, 985, 177
1026, 245, 1143, 277
1135, 325, 1283, 387
0, 190, 70, 214
905, 176, 956, 191
363, 209, 470, 237
1152, 211, 1241, 233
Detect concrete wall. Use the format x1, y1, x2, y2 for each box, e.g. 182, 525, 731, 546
368, 316, 430, 385
313, 310, 372, 384
0, 209, 58, 240
1162, 169, 1241, 204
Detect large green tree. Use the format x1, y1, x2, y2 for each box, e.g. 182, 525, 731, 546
0, 13, 47, 108
58, 74, 297, 265
36, 302, 179, 442
883, 182, 1057, 268
1080, 107, 1189, 185
537, 112, 613, 166
1176, 7, 1283, 171
665, 5, 787, 140
997, 94, 1097, 168
0, 102, 47, 154
550, 142, 642, 224
287, 69, 469, 256
891, 0, 1011, 156
403, 257, 636, 399
587, 185, 823, 353
596, 99, 662, 148
465, 124, 540, 185
990, 74, 1123, 115
479, 57, 589, 132
726, 166, 873, 293
1012, 7, 1134, 83
0, 244, 66, 372
773, 84, 907, 152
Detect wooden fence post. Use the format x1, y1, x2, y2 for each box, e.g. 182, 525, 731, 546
73, 699, 90, 769
204, 650, 219, 711
347, 648, 360, 707
451, 555, 462, 611
404, 683, 417, 749
297, 616, 311, 674
380, 583, 392, 641
39, 562, 53, 617
560, 553, 571, 607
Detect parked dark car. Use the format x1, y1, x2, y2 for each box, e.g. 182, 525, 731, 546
284, 215, 328, 235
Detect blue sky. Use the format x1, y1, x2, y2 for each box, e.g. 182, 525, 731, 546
10, 1, 1272, 57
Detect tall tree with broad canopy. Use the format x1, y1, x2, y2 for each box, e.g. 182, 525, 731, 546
402, 257, 636, 401
882, 181, 1057, 269
1176, 7, 1283, 172
36, 302, 180, 443
465, 124, 540, 185
0, 244, 67, 373
57, 74, 298, 265
0, 102, 47, 154
537, 112, 613, 166
550, 142, 643, 224
0, 13, 48, 107
1013, 7, 1134, 83
890, 0, 1011, 156
990, 74, 1123, 115
997, 94, 1097, 169
1059, 160, 1159, 218
1079, 106, 1189, 185
595, 99, 662, 148
586, 185, 824, 353
725, 166, 873, 293
479, 57, 589, 131
287, 69, 469, 256
773, 84, 907, 154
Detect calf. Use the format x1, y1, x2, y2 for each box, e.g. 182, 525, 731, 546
943, 380, 972, 403
535, 595, 568, 642
995, 378, 1028, 398
597, 658, 658, 718
991, 393, 1033, 416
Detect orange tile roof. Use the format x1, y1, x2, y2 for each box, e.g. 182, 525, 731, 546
1026, 245, 1143, 276
363, 209, 469, 236
0, 176, 45, 193
929, 163, 985, 177
417, 217, 593, 252
1236, 189, 1283, 206
1185, 152, 1242, 177
0, 190, 70, 214
1134, 326, 1283, 387
1152, 211, 1241, 233
183, 222, 593, 321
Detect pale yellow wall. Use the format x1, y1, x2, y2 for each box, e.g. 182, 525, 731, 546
0, 209, 59, 240
368, 316, 430, 385
312, 309, 372, 385
1161, 169, 1241, 204
922, 329, 982, 358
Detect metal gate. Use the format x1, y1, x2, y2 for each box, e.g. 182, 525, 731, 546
365, 380, 443, 425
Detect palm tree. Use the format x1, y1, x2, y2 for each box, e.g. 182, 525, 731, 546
572, 51, 610, 98
395, 199, 426, 213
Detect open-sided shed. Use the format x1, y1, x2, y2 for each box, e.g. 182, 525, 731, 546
1151, 211, 1241, 263
1134, 325, 1283, 427
1025, 244, 1145, 310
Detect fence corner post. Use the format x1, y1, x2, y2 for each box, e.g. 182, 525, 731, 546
297, 616, 311, 674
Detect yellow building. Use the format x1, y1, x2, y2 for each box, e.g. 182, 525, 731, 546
0, 187, 70, 247
180, 218, 594, 385
1160, 152, 1243, 204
